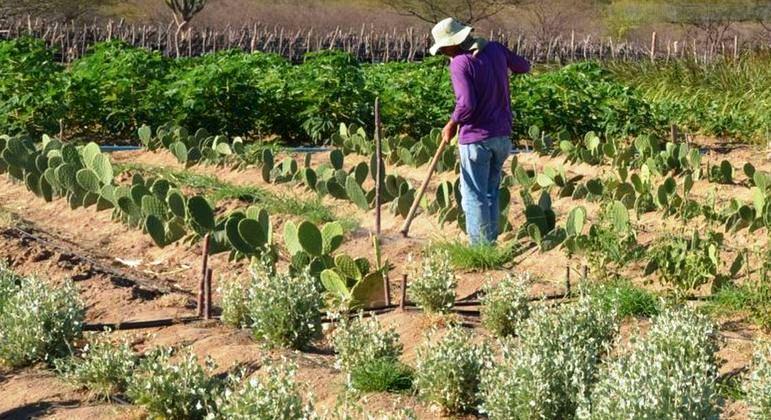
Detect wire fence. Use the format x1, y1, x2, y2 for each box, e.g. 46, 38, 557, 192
1, 16, 769, 63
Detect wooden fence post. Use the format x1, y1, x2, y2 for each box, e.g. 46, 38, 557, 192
399, 274, 407, 311
197, 234, 210, 317
374, 97, 382, 236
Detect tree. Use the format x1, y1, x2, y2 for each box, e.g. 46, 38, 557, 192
382, 0, 521, 24
163, 0, 208, 56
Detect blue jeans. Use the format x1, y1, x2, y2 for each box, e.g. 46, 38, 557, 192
459, 136, 511, 245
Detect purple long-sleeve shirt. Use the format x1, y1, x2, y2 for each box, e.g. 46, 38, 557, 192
449, 41, 530, 144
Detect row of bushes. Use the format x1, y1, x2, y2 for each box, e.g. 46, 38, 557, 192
1, 37, 665, 145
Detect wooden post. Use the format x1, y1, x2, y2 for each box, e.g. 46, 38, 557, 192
650, 31, 656, 62
204, 268, 213, 320
565, 264, 571, 296
733, 35, 738, 60
582, 265, 588, 282
198, 234, 210, 317
374, 97, 382, 236
383, 272, 391, 306
399, 274, 407, 311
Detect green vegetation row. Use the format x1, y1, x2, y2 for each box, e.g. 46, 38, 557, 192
0, 36, 694, 146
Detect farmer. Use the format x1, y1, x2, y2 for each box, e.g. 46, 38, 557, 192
431, 17, 530, 245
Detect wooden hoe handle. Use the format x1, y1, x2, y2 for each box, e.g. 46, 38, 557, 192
400, 137, 450, 237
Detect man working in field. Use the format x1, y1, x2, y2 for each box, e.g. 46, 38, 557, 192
431, 18, 530, 245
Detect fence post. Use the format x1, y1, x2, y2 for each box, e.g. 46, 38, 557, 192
650, 31, 656, 62
399, 274, 408, 311
197, 234, 210, 317
374, 97, 382, 236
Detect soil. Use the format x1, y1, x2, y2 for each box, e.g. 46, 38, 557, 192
0, 136, 768, 419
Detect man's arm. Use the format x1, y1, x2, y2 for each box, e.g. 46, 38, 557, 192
507, 49, 531, 74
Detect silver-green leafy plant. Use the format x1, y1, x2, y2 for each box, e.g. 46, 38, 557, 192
582, 306, 720, 419
747, 341, 771, 420
480, 273, 531, 338
246, 265, 323, 349
330, 313, 403, 375
219, 275, 253, 328
408, 251, 457, 313
479, 298, 618, 419
217, 359, 317, 420
126, 347, 221, 420
0, 267, 84, 368
414, 326, 492, 414
55, 333, 137, 400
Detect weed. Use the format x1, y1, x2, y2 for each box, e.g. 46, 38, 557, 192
408, 251, 456, 314
480, 298, 618, 419
427, 240, 520, 271
350, 358, 413, 393
218, 360, 316, 419
480, 273, 531, 338
126, 347, 221, 420
584, 306, 720, 419
0, 266, 84, 368
55, 333, 137, 399
331, 313, 402, 375
747, 341, 771, 419
703, 282, 771, 331
246, 263, 323, 349
585, 278, 660, 318
414, 326, 491, 414
646, 230, 723, 298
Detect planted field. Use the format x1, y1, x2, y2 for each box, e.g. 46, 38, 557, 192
1, 37, 770, 419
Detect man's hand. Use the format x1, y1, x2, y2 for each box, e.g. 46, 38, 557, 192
442, 119, 458, 144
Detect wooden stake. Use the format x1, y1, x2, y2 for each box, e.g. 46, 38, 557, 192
399, 274, 407, 311
383, 271, 391, 306
565, 264, 571, 296
374, 97, 382, 236
400, 137, 449, 237
198, 234, 210, 317
204, 268, 213, 320
582, 265, 588, 282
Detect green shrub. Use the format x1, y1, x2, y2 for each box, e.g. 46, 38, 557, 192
66, 41, 170, 138
164, 50, 289, 137
584, 306, 720, 419
646, 231, 723, 298
218, 360, 316, 419
414, 326, 492, 414
747, 341, 771, 420
55, 333, 137, 399
480, 273, 531, 338
479, 298, 618, 419
0, 37, 66, 135
0, 268, 84, 367
246, 267, 323, 349
350, 358, 413, 393
289, 51, 373, 142
408, 251, 457, 313
126, 347, 221, 420
331, 313, 402, 374
428, 240, 518, 271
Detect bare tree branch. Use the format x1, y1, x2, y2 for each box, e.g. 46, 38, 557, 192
381, 0, 521, 24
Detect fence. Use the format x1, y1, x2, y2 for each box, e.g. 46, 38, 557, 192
1, 16, 768, 64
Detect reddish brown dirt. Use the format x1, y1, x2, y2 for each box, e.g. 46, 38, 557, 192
1, 137, 769, 418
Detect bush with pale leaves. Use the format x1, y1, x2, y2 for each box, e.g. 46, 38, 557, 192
331, 313, 403, 374
480, 273, 531, 338
408, 251, 456, 313
581, 306, 720, 419
747, 341, 771, 420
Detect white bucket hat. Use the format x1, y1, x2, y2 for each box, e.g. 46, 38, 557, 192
429, 17, 473, 56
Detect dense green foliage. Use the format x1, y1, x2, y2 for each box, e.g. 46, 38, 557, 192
6, 37, 765, 145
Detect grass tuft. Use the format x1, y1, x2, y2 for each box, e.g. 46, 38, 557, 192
427, 240, 520, 271
585, 278, 660, 318
350, 358, 413, 393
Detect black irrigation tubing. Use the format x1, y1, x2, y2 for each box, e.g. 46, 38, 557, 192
2, 224, 192, 296
83, 316, 204, 331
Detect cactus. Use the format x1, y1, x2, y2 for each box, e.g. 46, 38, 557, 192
321, 221, 344, 254
330, 149, 344, 170
145, 215, 167, 247
138, 125, 153, 148
345, 176, 369, 210
283, 221, 303, 256
225, 214, 253, 254
97, 185, 115, 211
141, 195, 167, 219
566, 206, 586, 237
297, 221, 323, 256
720, 160, 733, 183
150, 179, 171, 200
169, 142, 188, 164
55, 164, 78, 191
334, 254, 361, 281
352, 162, 368, 186
76, 169, 101, 193
167, 189, 186, 218
89, 154, 113, 184
607, 200, 630, 233
187, 196, 215, 233
300, 168, 317, 191
326, 179, 348, 200
81, 143, 101, 167
238, 217, 268, 249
